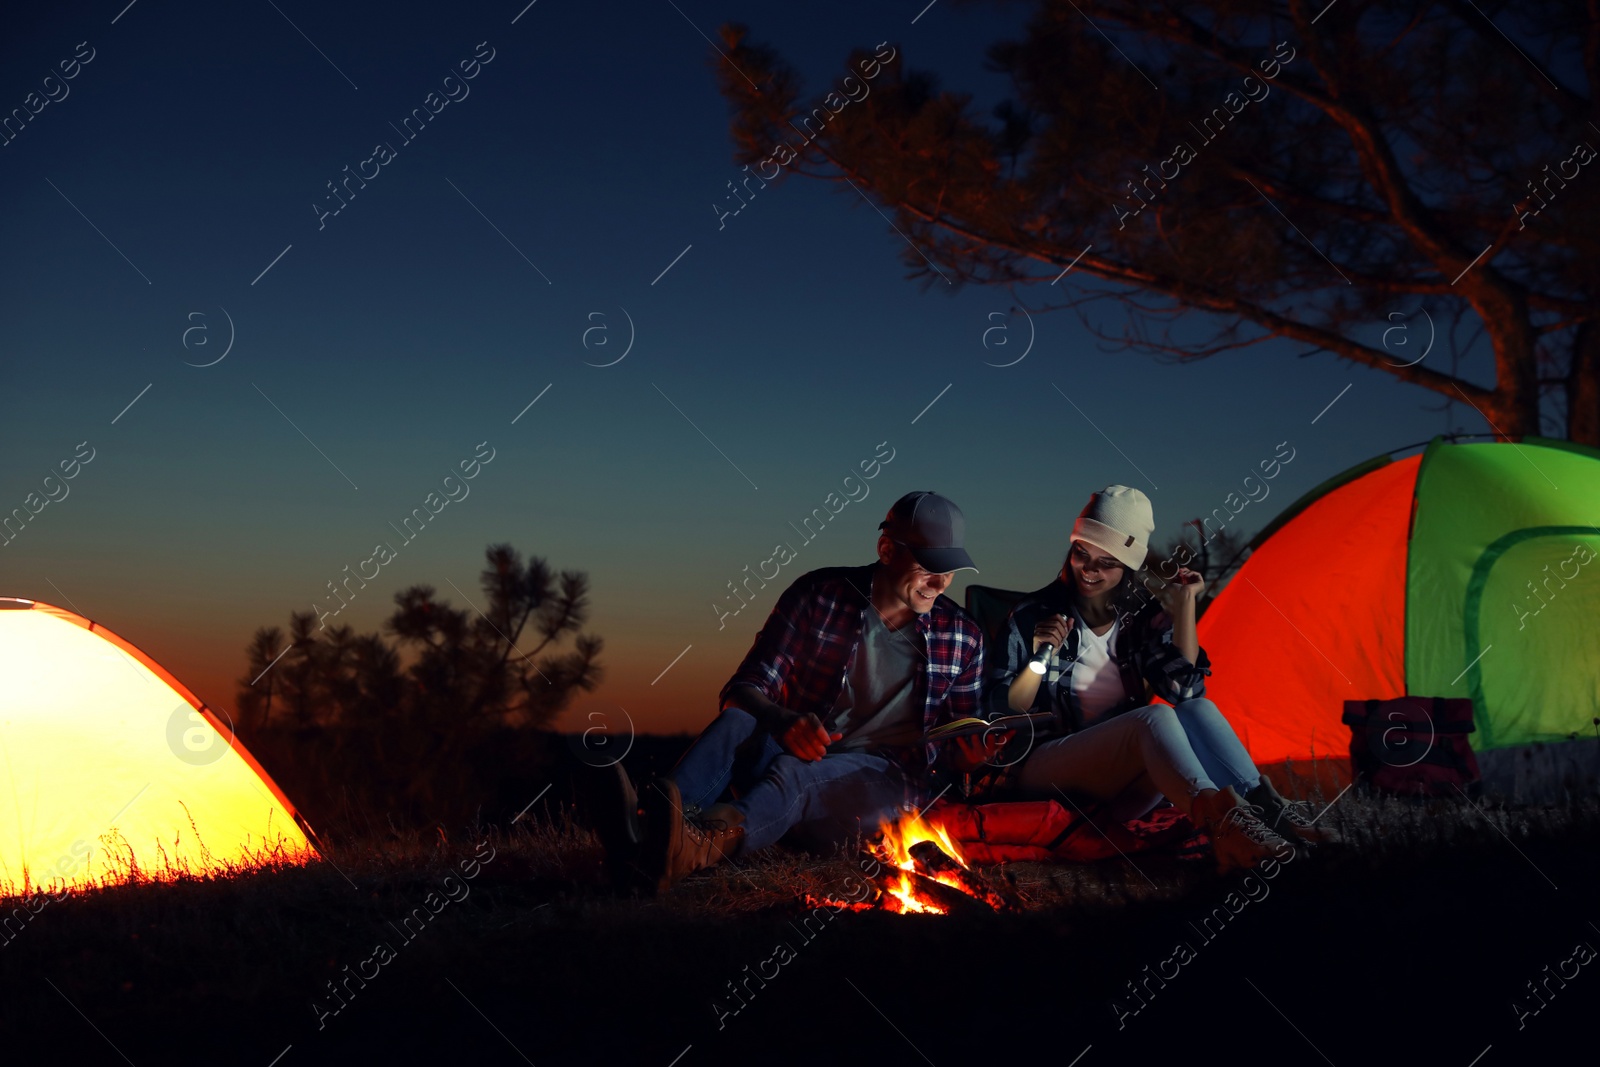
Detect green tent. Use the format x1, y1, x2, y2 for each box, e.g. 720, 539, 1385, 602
1195, 435, 1600, 766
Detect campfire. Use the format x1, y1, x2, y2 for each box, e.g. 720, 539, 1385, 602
813, 809, 1022, 915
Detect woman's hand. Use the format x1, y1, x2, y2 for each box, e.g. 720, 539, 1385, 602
1033, 613, 1072, 654
1147, 567, 1205, 613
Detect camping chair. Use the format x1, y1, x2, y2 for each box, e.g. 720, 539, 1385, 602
964, 583, 1028, 675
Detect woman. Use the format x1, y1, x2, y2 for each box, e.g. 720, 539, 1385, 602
971, 485, 1325, 872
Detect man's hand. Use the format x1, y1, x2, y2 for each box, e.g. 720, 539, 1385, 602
950, 728, 1015, 772
1033, 613, 1072, 654
776, 712, 842, 761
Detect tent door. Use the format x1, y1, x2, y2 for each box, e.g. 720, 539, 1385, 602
1463, 528, 1600, 748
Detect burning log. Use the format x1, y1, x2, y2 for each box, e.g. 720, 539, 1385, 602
804, 808, 1028, 915
908, 840, 1023, 913
866, 860, 997, 916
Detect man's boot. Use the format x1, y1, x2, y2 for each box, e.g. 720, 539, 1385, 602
640, 778, 746, 894
700, 803, 746, 832
1245, 773, 1337, 845
587, 762, 644, 889
1191, 786, 1293, 874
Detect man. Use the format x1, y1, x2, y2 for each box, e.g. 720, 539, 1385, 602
594, 491, 988, 893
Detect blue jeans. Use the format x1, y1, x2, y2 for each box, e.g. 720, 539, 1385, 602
1013, 698, 1261, 821
668, 708, 915, 854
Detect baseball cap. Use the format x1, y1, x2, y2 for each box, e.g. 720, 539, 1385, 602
878, 491, 979, 574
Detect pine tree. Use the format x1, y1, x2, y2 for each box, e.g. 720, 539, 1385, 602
712, 2, 1600, 442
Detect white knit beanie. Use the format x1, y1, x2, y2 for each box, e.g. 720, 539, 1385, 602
1071, 485, 1154, 570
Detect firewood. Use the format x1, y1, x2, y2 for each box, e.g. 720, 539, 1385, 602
908, 841, 1023, 912
869, 864, 997, 916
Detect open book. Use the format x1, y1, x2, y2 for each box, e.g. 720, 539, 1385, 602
926, 712, 1058, 742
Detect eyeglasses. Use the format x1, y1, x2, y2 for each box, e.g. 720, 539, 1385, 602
1071, 544, 1125, 574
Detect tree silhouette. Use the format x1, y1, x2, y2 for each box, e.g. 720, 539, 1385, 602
234, 544, 602, 824
712, 1, 1600, 443
1152, 524, 1253, 613
237, 626, 284, 728
386, 544, 603, 729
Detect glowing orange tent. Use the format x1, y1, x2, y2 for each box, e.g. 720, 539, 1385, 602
0, 598, 316, 896
1198, 436, 1600, 767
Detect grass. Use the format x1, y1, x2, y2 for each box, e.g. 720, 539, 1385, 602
3, 785, 1599, 1065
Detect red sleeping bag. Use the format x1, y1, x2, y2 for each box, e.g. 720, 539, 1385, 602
927, 797, 1199, 864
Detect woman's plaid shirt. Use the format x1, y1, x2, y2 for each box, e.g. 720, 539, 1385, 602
719, 563, 985, 776
987, 578, 1212, 731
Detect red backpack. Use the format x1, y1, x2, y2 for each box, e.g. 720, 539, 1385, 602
1342, 696, 1482, 799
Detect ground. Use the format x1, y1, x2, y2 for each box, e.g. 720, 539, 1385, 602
2, 787, 1597, 1066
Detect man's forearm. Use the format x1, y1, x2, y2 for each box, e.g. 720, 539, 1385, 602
723, 684, 793, 732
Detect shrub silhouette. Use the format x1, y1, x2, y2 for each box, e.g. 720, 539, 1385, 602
235, 544, 602, 828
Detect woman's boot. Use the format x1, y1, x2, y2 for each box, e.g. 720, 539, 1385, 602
1245, 773, 1336, 845
1190, 786, 1293, 874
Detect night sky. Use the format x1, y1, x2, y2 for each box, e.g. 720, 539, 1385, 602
1, 0, 1494, 734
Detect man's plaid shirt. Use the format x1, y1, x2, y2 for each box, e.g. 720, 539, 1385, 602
719, 563, 985, 778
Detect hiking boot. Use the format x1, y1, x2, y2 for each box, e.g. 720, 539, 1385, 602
1191, 787, 1293, 874
1246, 773, 1336, 845
639, 778, 746, 894
588, 763, 644, 889
700, 803, 746, 832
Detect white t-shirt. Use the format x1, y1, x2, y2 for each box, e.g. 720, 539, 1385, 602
1069, 609, 1126, 727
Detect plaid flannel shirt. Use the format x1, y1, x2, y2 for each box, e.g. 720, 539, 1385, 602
719, 563, 985, 781
986, 578, 1211, 732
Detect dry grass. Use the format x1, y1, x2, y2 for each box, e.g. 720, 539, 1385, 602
4, 788, 1598, 1062
7, 784, 1596, 919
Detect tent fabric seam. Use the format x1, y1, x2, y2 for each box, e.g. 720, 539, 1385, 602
1460, 524, 1600, 750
